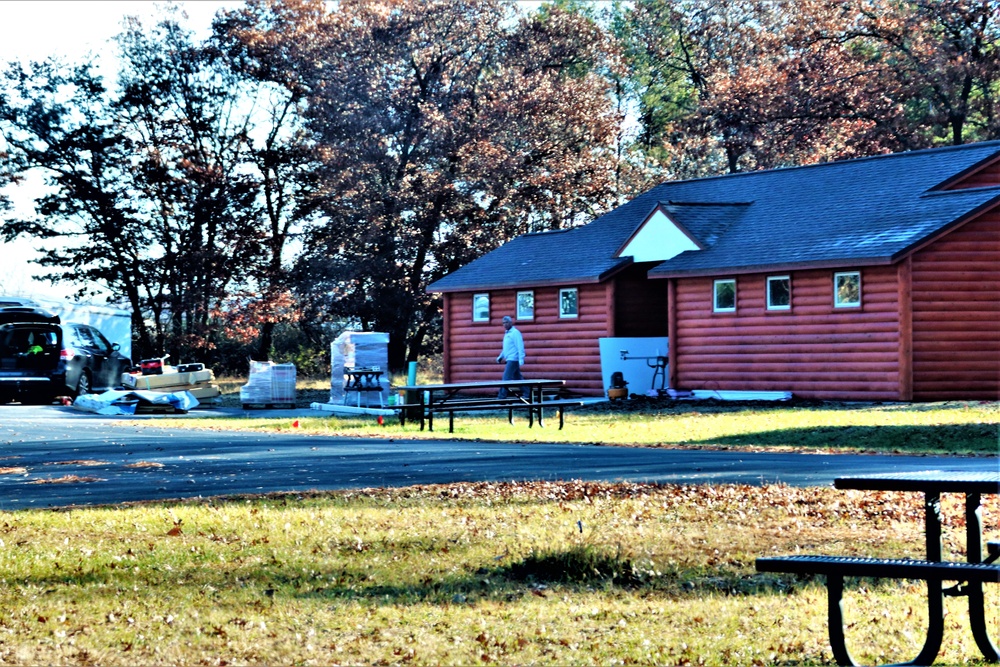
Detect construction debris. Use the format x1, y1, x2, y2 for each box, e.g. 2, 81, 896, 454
121, 365, 222, 404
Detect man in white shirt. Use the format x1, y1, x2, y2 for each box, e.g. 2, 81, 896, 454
496, 315, 525, 398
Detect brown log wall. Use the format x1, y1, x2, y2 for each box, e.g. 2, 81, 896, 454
911, 212, 1000, 401
444, 284, 611, 395
673, 266, 904, 401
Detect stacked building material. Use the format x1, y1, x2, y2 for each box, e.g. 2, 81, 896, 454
121, 364, 222, 404
240, 361, 296, 408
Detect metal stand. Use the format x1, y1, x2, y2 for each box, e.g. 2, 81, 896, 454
619, 350, 668, 392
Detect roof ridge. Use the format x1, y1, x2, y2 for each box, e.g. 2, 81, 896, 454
522, 228, 572, 237
653, 140, 1000, 188
665, 200, 753, 207
922, 183, 1000, 198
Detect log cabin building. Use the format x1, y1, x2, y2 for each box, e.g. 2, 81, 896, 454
428, 141, 1000, 402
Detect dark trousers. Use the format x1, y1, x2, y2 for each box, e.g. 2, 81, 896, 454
498, 360, 524, 398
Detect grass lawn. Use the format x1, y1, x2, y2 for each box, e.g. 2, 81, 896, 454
1, 482, 997, 665
5, 379, 994, 664
198, 378, 999, 456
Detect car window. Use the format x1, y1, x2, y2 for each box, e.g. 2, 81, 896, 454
1, 327, 59, 354
35, 330, 58, 348
87, 327, 112, 354
70, 325, 96, 348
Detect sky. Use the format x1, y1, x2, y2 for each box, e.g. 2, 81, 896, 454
0, 1, 548, 302
0, 1, 233, 301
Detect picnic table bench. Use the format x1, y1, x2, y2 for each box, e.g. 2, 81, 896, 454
394, 379, 584, 433
756, 470, 1000, 666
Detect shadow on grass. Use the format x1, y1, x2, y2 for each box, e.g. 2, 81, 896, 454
686, 423, 999, 454
12, 545, 778, 606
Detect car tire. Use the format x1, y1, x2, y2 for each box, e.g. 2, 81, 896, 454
75, 371, 92, 397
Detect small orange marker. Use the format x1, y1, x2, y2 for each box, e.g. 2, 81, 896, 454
377, 415, 384, 425
292, 420, 300, 428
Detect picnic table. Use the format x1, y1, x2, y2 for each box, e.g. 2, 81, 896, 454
757, 470, 1000, 666
343, 366, 384, 407
394, 379, 582, 433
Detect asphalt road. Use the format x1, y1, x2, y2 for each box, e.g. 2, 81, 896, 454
1, 404, 996, 508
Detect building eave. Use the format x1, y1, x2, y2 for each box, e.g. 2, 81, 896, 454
647, 256, 898, 280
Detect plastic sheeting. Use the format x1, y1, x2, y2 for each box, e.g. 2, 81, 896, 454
73, 389, 199, 415
329, 331, 389, 405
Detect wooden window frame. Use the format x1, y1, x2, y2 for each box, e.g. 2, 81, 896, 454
713, 279, 737, 313
559, 287, 579, 319
766, 275, 791, 311
834, 271, 862, 309
472, 293, 490, 322
516, 291, 535, 321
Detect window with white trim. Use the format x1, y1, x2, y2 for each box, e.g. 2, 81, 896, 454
834, 271, 861, 308
766, 276, 791, 310
713, 279, 736, 313
472, 293, 490, 322
559, 288, 578, 319
516, 291, 534, 320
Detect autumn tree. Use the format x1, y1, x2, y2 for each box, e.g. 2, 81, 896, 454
618, 0, 999, 176
0, 58, 160, 352
1, 7, 319, 363
848, 0, 1000, 146
226, 0, 626, 369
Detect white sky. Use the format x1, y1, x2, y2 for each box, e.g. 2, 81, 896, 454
0, 1, 233, 301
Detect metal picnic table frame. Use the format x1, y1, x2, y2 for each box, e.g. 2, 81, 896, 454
343, 367, 384, 407
829, 470, 1000, 666
393, 379, 568, 432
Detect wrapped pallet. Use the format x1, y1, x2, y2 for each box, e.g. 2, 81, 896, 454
240, 360, 296, 408
329, 331, 389, 405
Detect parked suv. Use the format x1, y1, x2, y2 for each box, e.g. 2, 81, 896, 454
0, 306, 131, 403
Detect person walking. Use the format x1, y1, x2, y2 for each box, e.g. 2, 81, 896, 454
496, 315, 525, 398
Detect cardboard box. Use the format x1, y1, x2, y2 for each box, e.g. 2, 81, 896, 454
122, 369, 215, 390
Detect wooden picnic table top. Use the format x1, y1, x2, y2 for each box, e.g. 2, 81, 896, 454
835, 470, 1000, 494
394, 379, 565, 392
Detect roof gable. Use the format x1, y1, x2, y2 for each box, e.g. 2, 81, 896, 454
616, 204, 702, 261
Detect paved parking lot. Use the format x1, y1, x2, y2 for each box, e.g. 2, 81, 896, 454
1, 404, 996, 508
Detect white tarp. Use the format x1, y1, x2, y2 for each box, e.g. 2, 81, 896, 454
73, 389, 199, 415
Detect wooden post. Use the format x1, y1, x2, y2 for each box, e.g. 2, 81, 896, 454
897, 257, 913, 401
442, 293, 451, 384
605, 279, 616, 337
667, 279, 678, 390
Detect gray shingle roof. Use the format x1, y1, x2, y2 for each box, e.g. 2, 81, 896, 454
428, 141, 1000, 292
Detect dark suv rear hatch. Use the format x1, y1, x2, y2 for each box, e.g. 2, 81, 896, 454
0, 307, 64, 403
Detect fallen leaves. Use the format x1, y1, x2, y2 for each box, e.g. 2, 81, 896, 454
29, 475, 104, 484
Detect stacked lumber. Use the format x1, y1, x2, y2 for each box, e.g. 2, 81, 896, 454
121, 364, 222, 404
